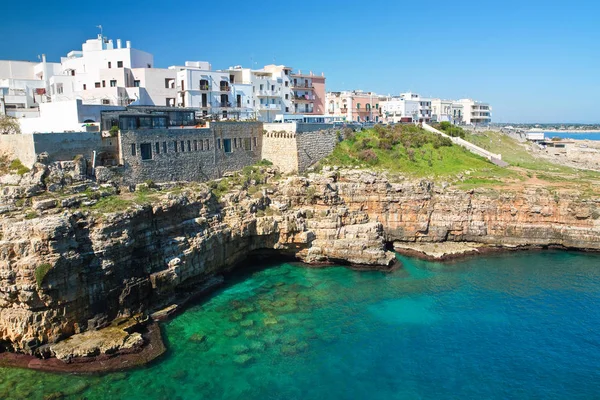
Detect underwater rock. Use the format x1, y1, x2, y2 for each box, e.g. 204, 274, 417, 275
224, 328, 240, 338
233, 354, 254, 365
233, 345, 250, 354
189, 333, 208, 343
240, 320, 254, 328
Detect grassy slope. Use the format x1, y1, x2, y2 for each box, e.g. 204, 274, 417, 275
321, 125, 514, 184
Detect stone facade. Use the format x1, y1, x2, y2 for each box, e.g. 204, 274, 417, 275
262, 123, 340, 173
0, 132, 117, 167
118, 122, 263, 183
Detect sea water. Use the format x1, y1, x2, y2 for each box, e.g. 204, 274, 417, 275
544, 131, 600, 141
1, 250, 600, 400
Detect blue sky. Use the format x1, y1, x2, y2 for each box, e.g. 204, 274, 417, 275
1, 0, 598, 123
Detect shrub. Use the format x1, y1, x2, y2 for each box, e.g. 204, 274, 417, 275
109, 125, 119, 137
25, 211, 38, 220
35, 263, 52, 288
257, 159, 273, 166
358, 149, 378, 164
9, 159, 30, 175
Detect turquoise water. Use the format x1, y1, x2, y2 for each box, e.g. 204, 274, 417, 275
2, 251, 600, 399
545, 131, 600, 141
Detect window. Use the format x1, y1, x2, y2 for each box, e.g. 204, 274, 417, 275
117, 61, 123, 68
162, 142, 167, 153
155, 142, 160, 155
83, 84, 87, 90
199, 140, 204, 151
285, 107, 289, 113
259, 84, 264, 90
180, 141, 185, 152
102, 99, 110, 105
217, 138, 221, 150
110, 80, 117, 87
194, 140, 198, 151
271, 85, 275, 91
187, 140, 191, 152
243, 138, 251, 151
165, 79, 171, 89
285, 94, 289, 100
375, 104, 379, 109
102, 80, 106, 88
173, 141, 178, 152
285, 81, 288, 87
253, 137, 257, 148
205, 139, 210, 150
108, 62, 111, 69
234, 138, 237, 148
140, 143, 152, 160
222, 110, 227, 119
131, 144, 136, 156
223, 139, 232, 153
356, 103, 361, 110
147, 64, 151, 68
133, 80, 140, 87
95, 82, 101, 88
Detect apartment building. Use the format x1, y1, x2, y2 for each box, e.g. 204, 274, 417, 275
0, 57, 62, 117
172, 61, 254, 120
290, 70, 326, 115
457, 99, 492, 125
326, 91, 383, 122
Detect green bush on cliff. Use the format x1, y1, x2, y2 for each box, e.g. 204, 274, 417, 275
35, 263, 52, 288
9, 159, 30, 175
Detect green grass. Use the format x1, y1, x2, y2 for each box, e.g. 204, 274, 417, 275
321, 125, 511, 181
90, 196, 133, 213
9, 159, 30, 175
35, 263, 52, 288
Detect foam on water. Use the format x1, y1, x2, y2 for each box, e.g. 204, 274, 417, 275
1, 250, 600, 400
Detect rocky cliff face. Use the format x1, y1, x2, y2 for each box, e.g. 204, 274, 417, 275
0, 168, 598, 354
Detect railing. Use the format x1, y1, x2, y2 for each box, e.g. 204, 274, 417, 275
291, 84, 314, 89
256, 90, 279, 96
293, 95, 315, 101
219, 86, 231, 92
199, 84, 210, 90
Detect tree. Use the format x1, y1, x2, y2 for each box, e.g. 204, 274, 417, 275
0, 116, 21, 135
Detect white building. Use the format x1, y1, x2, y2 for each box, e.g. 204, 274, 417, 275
380, 97, 419, 123
456, 99, 492, 125
0, 57, 62, 117
52, 35, 176, 107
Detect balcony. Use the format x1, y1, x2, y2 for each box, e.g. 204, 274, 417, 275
291, 84, 314, 90
218, 86, 231, 92
258, 104, 280, 111
292, 95, 315, 102
256, 90, 279, 97
199, 84, 210, 91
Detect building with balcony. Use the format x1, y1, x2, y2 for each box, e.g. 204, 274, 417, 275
457, 99, 492, 125
326, 91, 384, 122
172, 61, 254, 120
290, 71, 326, 116
0, 57, 62, 118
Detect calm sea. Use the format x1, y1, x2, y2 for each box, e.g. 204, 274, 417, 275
545, 131, 600, 141
1, 250, 600, 399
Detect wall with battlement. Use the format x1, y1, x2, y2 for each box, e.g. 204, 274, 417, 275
261, 125, 340, 173
262, 131, 299, 173
119, 122, 263, 183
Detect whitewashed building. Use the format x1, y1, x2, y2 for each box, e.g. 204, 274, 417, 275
0, 57, 62, 117
456, 99, 492, 125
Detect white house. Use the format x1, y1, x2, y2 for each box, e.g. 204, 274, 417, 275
456, 99, 492, 125
0, 57, 62, 117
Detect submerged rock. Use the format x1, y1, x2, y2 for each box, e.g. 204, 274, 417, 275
233, 354, 254, 365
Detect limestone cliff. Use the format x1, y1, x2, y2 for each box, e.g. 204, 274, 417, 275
0, 168, 599, 355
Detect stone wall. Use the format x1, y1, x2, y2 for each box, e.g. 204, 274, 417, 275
296, 129, 340, 172
0, 134, 35, 166
261, 125, 340, 173
262, 131, 299, 173
0, 132, 117, 167
119, 122, 263, 184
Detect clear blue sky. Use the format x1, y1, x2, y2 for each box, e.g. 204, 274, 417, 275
1, 0, 598, 123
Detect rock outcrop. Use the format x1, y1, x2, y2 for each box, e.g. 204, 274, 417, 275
0, 168, 599, 355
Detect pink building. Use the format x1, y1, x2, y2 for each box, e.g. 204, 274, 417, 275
290, 71, 326, 115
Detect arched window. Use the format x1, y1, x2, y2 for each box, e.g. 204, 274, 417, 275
356, 103, 361, 110
366, 104, 371, 110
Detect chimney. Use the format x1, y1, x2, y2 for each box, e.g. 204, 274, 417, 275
126, 41, 131, 49
117, 39, 122, 49
41, 54, 46, 63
